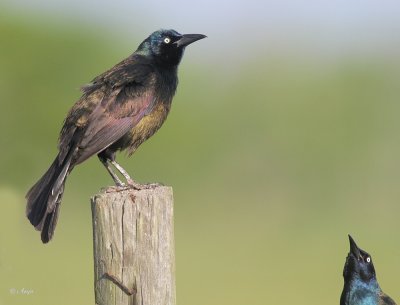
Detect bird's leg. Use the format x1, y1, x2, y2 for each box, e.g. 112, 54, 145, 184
110, 160, 163, 190
110, 160, 133, 182
98, 156, 125, 187
99, 149, 162, 190
110, 160, 142, 189
101, 159, 125, 187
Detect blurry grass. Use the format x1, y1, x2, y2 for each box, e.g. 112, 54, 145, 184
1, 10, 400, 305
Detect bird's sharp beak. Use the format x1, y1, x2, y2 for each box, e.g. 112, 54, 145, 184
175, 34, 207, 47
348, 235, 361, 258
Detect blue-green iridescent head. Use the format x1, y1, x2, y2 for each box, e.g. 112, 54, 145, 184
343, 235, 377, 283
136, 29, 206, 67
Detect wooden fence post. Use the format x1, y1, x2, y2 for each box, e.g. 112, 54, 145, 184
91, 186, 175, 305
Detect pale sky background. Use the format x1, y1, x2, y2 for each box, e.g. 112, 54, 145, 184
3, 0, 400, 60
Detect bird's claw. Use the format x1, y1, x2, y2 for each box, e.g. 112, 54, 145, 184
103, 184, 129, 193
126, 179, 164, 190
102, 181, 163, 193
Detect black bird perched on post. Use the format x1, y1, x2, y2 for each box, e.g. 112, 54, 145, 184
340, 235, 396, 305
26, 29, 206, 243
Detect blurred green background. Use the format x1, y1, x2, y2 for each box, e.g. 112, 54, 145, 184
1, 1, 400, 305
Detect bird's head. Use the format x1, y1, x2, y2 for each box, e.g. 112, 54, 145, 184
343, 235, 376, 283
136, 29, 206, 67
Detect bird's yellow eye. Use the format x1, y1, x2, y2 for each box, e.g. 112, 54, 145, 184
164, 37, 171, 44
366, 257, 371, 263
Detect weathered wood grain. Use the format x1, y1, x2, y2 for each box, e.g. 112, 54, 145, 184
91, 186, 175, 305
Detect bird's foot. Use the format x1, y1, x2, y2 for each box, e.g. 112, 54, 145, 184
102, 181, 163, 193
126, 179, 164, 190
103, 184, 130, 193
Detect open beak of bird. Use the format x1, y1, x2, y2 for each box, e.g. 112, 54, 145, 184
174, 34, 207, 48
348, 235, 362, 258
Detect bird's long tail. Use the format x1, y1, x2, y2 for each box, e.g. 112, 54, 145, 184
26, 150, 74, 243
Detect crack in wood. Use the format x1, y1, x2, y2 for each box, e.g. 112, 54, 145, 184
100, 272, 137, 296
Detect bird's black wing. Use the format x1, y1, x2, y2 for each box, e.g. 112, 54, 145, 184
83, 54, 154, 91
75, 87, 156, 164
58, 57, 157, 165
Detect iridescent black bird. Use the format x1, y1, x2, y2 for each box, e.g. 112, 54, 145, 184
340, 235, 396, 305
26, 29, 206, 243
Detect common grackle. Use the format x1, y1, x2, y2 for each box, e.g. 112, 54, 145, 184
26, 29, 206, 243
340, 235, 396, 305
